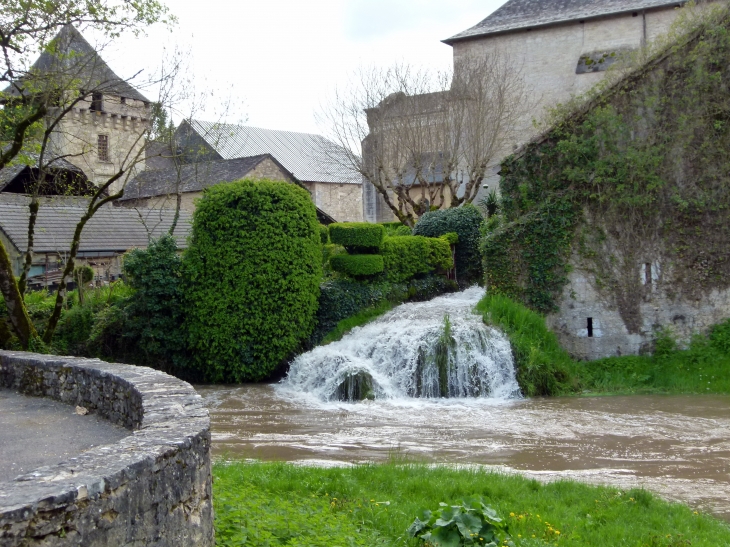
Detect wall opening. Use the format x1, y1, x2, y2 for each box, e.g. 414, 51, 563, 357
97, 134, 109, 162
90, 92, 103, 112
587, 317, 594, 338
644, 262, 652, 287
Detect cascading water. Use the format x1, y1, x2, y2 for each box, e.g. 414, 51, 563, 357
280, 287, 522, 402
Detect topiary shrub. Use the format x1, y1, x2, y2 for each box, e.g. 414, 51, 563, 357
380, 236, 453, 283
183, 179, 322, 383
413, 204, 484, 285
329, 222, 385, 253
330, 253, 385, 277
319, 224, 329, 244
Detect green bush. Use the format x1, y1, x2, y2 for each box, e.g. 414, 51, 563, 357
122, 235, 188, 373
380, 236, 452, 283
329, 222, 385, 252
183, 179, 322, 383
330, 253, 384, 277
319, 224, 329, 244
381, 222, 412, 237
413, 204, 484, 285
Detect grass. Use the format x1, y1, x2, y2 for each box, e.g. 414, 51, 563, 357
213, 461, 730, 547
320, 301, 394, 345
476, 293, 730, 397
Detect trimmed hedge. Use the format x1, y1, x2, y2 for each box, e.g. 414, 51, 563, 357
330, 254, 385, 277
319, 224, 329, 244
413, 204, 483, 285
380, 236, 453, 283
183, 179, 322, 383
329, 222, 385, 252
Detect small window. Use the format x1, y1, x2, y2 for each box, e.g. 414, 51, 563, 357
644, 263, 652, 286
90, 92, 103, 112
120, 96, 126, 105
98, 134, 109, 162
587, 317, 594, 338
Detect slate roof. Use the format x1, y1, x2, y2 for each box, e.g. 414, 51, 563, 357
3, 25, 148, 102
0, 194, 189, 253
121, 154, 285, 200
444, 0, 687, 43
183, 120, 361, 184
0, 156, 85, 191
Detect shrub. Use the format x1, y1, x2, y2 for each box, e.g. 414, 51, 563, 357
123, 235, 188, 373
329, 222, 385, 252
381, 222, 412, 237
380, 236, 453, 283
183, 179, 322, 382
319, 224, 329, 244
413, 204, 484, 285
330, 253, 385, 277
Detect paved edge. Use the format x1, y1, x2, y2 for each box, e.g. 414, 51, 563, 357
0, 351, 213, 547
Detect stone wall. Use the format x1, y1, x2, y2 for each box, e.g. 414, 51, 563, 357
311, 181, 363, 222
0, 351, 213, 547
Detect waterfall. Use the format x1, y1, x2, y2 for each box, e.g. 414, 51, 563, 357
280, 287, 522, 402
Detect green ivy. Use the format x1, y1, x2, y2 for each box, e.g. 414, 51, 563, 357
183, 179, 322, 383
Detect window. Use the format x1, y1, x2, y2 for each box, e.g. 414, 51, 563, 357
120, 96, 126, 105
587, 317, 594, 338
644, 263, 652, 287
90, 92, 103, 112
97, 134, 109, 162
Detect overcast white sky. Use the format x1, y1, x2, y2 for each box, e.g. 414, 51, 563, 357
95, 0, 507, 135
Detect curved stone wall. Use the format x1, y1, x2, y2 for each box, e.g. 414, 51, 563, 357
0, 351, 213, 546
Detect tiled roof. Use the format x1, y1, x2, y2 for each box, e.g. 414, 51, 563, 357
121, 155, 280, 200
3, 25, 148, 102
0, 153, 86, 191
0, 194, 189, 253
444, 0, 686, 43
184, 119, 361, 184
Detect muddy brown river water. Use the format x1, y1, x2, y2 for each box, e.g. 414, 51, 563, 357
198, 385, 730, 520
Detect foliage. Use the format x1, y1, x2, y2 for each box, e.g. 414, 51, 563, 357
330, 253, 385, 277
408, 498, 513, 547
322, 243, 346, 278
380, 235, 453, 283
320, 300, 395, 345
214, 461, 730, 547
476, 293, 578, 397
73, 265, 94, 285
329, 222, 385, 252
319, 224, 330, 244
183, 179, 322, 383
414, 204, 484, 285
484, 6, 730, 321
477, 190, 501, 218
381, 222, 412, 237
122, 236, 188, 373
440, 232, 459, 245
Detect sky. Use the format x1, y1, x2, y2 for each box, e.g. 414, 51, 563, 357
93, 0, 508, 135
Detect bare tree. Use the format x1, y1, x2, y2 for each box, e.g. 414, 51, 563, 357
0, 1, 172, 348
318, 54, 529, 227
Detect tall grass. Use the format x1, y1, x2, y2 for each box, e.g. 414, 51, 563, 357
476, 293, 577, 396
320, 301, 394, 345
476, 292, 730, 397
214, 461, 730, 547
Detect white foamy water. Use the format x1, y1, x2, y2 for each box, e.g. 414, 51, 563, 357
280, 287, 521, 402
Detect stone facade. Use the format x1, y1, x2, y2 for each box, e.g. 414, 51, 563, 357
50, 96, 149, 195
308, 181, 363, 223
0, 351, 213, 547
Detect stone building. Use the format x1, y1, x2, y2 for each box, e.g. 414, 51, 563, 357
483, 3, 730, 359
1, 25, 150, 196
175, 120, 363, 222
0, 194, 189, 288
363, 0, 708, 222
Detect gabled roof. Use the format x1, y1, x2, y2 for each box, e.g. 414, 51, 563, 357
3, 24, 148, 102
0, 151, 92, 195
0, 194, 189, 253
182, 119, 361, 184
120, 154, 292, 200
444, 0, 687, 43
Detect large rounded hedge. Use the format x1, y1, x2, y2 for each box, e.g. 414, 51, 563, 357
413, 204, 484, 285
183, 179, 322, 382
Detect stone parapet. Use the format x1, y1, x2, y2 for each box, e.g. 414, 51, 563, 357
0, 351, 213, 546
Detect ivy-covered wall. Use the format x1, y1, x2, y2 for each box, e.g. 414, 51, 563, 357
483, 7, 730, 359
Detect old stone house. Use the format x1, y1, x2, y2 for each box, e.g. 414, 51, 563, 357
483, 3, 730, 359
1, 25, 151, 196
175, 120, 363, 222
363, 0, 710, 222
0, 194, 189, 288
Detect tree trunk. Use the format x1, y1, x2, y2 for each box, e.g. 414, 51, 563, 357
0, 240, 37, 348
18, 196, 40, 295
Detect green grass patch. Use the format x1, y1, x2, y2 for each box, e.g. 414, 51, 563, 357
214, 461, 730, 547
320, 301, 394, 345
476, 293, 730, 397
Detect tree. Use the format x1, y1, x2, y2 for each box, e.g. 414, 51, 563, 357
0, 1, 172, 348
318, 55, 529, 227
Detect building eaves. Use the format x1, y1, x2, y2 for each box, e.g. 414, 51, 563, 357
443, 0, 687, 44
0, 194, 189, 253
184, 120, 362, 185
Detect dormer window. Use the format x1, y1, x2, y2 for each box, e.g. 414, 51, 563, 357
120, 96, 126, 105
90, 92, 103, 112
